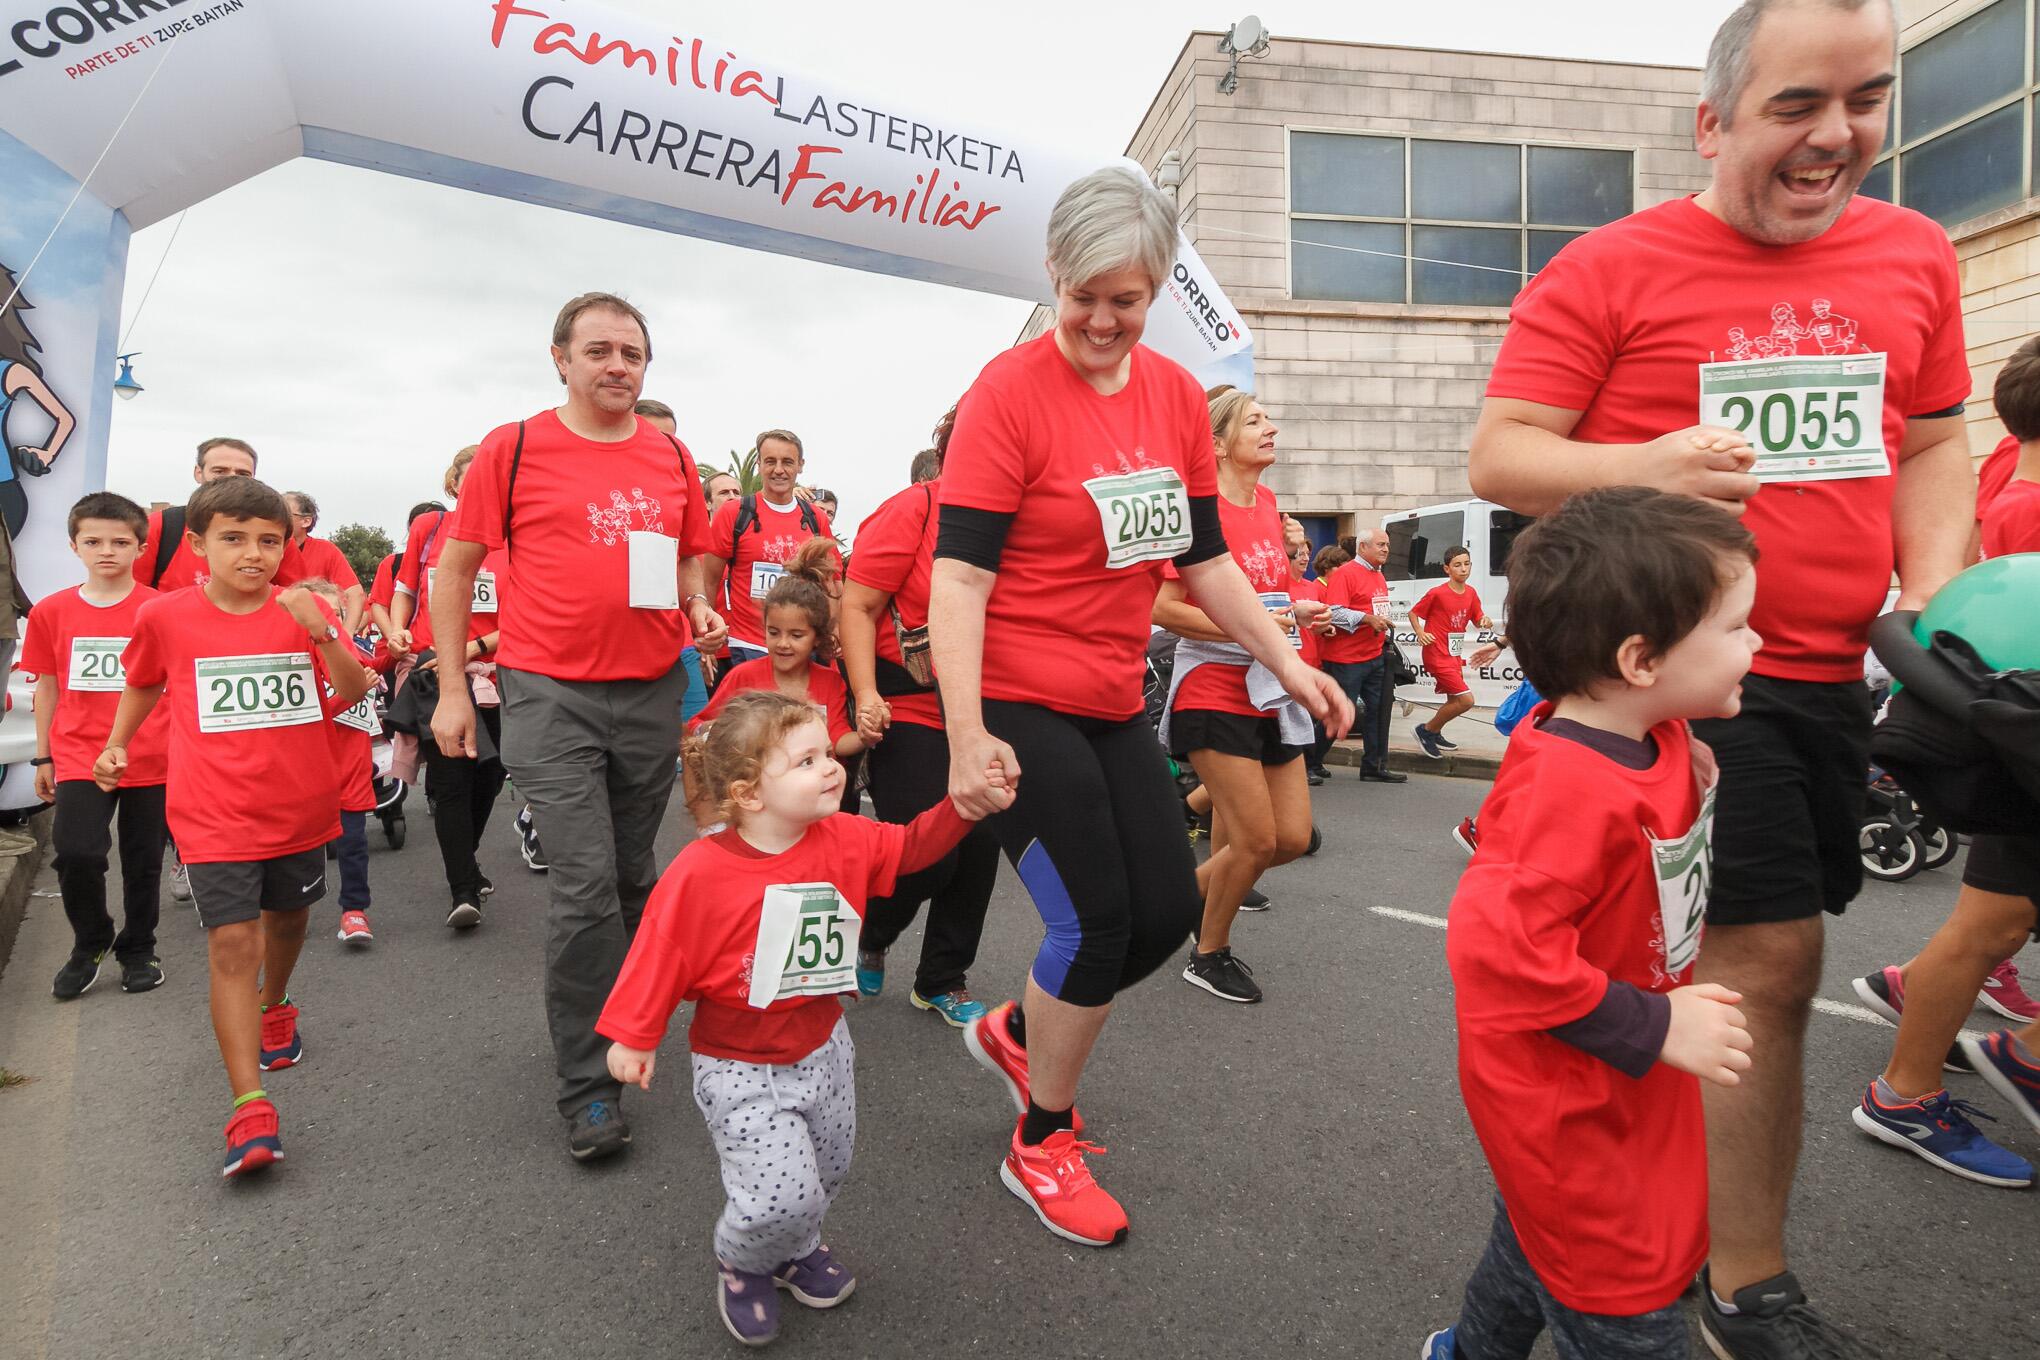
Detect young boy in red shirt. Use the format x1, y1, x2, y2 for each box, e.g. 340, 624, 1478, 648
301, 576, 385, 947
1409, 546, 1491, 759
31, 492, 172, 999
1427, 487, 1760, 1359
599, 690, 1004, 1346
94, 478, 373, 1179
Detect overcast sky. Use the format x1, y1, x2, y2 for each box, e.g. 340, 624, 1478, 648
103, 1, 1739, 543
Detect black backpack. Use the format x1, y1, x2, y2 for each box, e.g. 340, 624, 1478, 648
148, 506, 187, 589
1869, 612, 2040, 836
729, 493, 822, 554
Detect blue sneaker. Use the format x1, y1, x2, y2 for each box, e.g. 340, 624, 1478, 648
1962, 1029, 2040, 1135
1413, 726, 1444, 760
1431, 731, 1460, 751
1421, 1328, 1454, 1358
1851, 1081, 2033, 1187
856, 950, 885, 998
911, 988, 988, 1027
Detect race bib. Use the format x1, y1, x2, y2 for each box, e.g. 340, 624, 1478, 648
195, 653, 321, 733
1258, 591, 1303, 649
627, 530, 680, 610
1083, 467, 1192, 569
1650, 781, 1717, 976
333, 694, 382, 735
750, 560, 786, 601
68, 636, 129, 692
747, 883, 861, 1008
427, 567, 498, 614
1697, 353, 1889, 482
1447, 631, 1467, 658
1371, 593, 1390, 619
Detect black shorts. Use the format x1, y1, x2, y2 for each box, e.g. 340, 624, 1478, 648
1691, 674, 1873, 925
1963, 835, 2040, 926
186, 848, 329, 929
1168, 707, 1305, 766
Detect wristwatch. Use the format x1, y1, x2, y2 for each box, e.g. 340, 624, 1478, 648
311, 622, 340, 642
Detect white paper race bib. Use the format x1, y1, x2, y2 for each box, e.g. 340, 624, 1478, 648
195, 653, 321, 733
1258, 590, 1303, 649
1697, 353, 1889, 482
750, 560, 786, 601
1650, 781, 1717, 977
1083, 466, 1192, 569
747, 883, 861, 1008
1447, 631, 1467, 658
333, 694, 382, 735
68, 636, 130, 692
1371, 593, 1390, 619
427, 567, 499, 615
627, 530, 680, 610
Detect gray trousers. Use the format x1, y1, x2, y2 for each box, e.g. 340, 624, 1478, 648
692, 1018, 856, 1274
498, 663, 685, 1117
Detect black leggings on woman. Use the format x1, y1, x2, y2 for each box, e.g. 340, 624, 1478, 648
981, 699, 1201, 1008
421, 703, 508, 902
860, 720, 999, 997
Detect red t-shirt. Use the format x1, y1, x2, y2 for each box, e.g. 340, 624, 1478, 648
686, 656, 852, 747
1290, 574, 1324, 670
293, 537, 360, 592
21, 585, 171, 786
1982, 478, 2040, 558
1412, 583, 1485, 669
368, 554, 397, 613
448, 410, 714, 683
1447, 710, 1709, 1314
394, 509, 509, 654
140, 508, 310, 593
120, 587, 343, 863
1167, 483, 1289, 719
711, 496, 840, 650
941, 334, 1217, 720
597, 802, 971, 1063
847, 482, 944, 730
1321, 560, 1391, 664
1978, 435, 2019, 523
321, 666, 378, 815
1486, 195, 1970, 683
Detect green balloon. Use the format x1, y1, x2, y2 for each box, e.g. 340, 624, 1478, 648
1915, 553, 2040, 670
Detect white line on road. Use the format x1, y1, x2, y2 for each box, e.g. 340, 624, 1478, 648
1369, 907, 1988, 1041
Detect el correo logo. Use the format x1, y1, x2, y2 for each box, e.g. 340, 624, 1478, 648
1172, 262, 1236, 343
2, 0, 240, 79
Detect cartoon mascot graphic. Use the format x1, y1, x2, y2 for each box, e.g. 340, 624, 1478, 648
0, 262, 77, 538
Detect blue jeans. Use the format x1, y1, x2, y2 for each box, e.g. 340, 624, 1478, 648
335, 809, 370, 912
1451, 1198, 1688, 1359
1324, 655, 1392, 773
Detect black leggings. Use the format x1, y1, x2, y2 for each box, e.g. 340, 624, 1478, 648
981, 700, 1200, 1008
54, 780, 166, 961
860, 720, 999, 996
420, 703, 508, 901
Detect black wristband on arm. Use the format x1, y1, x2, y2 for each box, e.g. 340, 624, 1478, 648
1172, 495, 1227, 569
934, 505, 1014, 573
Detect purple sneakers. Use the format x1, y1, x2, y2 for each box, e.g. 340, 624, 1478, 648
719, 1267, 779, 1346
774, 1244, 857, 1307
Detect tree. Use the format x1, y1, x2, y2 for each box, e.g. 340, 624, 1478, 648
330, 522, 395, 587
700, 447, 761, 494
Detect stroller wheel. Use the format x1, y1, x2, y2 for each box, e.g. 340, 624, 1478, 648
1919, 822, 1958, 871
1306, 824, 1323, 857
384, 813, 407, 850
1859, 817, 1924, 883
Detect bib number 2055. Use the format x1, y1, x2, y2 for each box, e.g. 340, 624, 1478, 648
1084, 467, 1192, 569
1698, 353, 1888, 483
195, 654, 321, 733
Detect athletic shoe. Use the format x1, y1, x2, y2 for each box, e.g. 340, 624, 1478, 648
336, 910, 373, 945
1962, 1029, 2040, 1135
718, 1267, 779, 1346
1979, 959, 2040, 1022
222, 1098, 283, 1179
1451, 817, 1480, 857
1238, 887, 1271, 912
1000, 1119, 1127, 1247
170, 859, 191, 902
964, 1001, 1032, 1114
51, 950, 105, 1001
119, 956, 164, 994
1850, 966, 1905, 1025
1414, 726, 1444, 760
1850, 1082, 2032, 1187
1359, 768, 1408, 783
1183, 947, 1262, 1003
1421, 1330, 1454, 1359
477, 872, 495, 899
259, 1000, 303, 1071
773, 1244, 856, 1307
1432, 731, 1460, 751
1696, 1268, 1875, 1359
911, 988, 988, 1027
856, 949, 885, 998
567, 1099, 631, 1162
516, 806, 548, 872
446, 896, 482, 931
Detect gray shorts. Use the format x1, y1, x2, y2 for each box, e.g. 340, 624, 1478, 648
186, 848, 328, 929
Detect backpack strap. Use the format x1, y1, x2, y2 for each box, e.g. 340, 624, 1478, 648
798, 496, 821, 536
149, 505, 186, 589
503, 421, 527, 542
731, 494, 759, 553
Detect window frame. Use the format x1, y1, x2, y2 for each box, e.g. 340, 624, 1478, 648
1284, 126, 1638, 306
1875, 0, 2038, 228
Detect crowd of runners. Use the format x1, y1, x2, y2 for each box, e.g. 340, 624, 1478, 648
18, 1, 2040, 1357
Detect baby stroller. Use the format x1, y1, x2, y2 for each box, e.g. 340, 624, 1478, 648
1859, 768, 1956, 883
371, 685, 408, 850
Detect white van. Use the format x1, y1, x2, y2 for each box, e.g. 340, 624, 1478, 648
1378, 497, 1531, 710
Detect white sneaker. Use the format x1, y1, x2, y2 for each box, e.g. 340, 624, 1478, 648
171, 859, 192, 902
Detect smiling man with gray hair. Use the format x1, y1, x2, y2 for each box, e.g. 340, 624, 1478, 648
1464, 2, 1971, 1356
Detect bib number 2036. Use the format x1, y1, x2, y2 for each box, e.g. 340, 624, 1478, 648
1698, 353, 1888, 483
195, 654, 321, 733
1084, 467, 1192, 569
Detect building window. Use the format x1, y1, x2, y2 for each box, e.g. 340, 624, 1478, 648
1288, 132, 1632, 306
1879, 0, 2040, 229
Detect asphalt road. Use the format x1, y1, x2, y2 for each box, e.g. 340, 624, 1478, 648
1, 772, 2032, 1359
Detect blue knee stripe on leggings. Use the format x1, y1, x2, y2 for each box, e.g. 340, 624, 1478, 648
1015, 839, 1082, 999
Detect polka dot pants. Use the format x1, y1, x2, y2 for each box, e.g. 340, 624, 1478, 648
691, 1017, 857, 1275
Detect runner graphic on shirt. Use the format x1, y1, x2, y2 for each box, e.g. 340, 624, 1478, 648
1767, 302, 1810, 354
586, 487, 668, 545
1724, 327, 1760, 362
1804, 299, 1861, 355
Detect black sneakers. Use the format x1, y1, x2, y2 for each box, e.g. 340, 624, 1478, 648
52, 950, 105, 1001
119, 956, 164, 993
1238, 887, 1271, 913
1697, 1269, 1872, 1359
446, 896, 482, 930
567, 1099, 632, 1162
1183, 947, 1262, 1003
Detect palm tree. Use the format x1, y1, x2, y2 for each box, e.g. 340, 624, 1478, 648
707, 446, 761, 493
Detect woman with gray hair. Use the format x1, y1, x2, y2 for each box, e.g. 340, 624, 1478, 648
930, 166, 1350, 1246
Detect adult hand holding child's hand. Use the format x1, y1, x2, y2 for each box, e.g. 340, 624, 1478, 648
1660, 983, 1753, 1087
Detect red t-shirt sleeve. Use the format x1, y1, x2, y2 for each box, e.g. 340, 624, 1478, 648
1448, 861, 1612, 1036
668, 438, 715, 558
120, 604, 168, 688
896, 799, 972, 876
1983, 483, 2040, 556
940, 374, 1031, 514
1909, 232, 1972, 417
369, 556, 396, 610
847, 491, 922, 595
448, 426, 518, 550
707, 497, 741, 563
19, 599, 55, 674
810, 668, 852, 746
395, 515, 434, 594
597, 869, 694, 1050
315, 540, 361, 592
1484, 249, 1619, 412
1173, 368, 1219, 498
1410, 585, 1441, 627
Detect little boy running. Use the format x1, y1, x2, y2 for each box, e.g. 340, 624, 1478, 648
94, 478, 373, 1178
1409, 546, 1492, 759
30, 492, 172, 999
1428, 487, 1759, 1359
